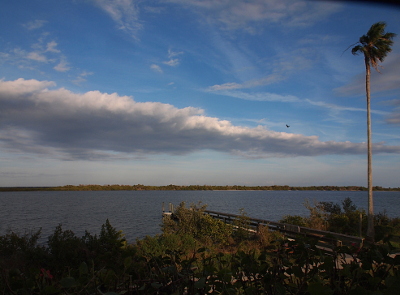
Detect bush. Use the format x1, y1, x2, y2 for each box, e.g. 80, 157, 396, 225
281, 197, 400, 243
2, 215, 400, 294
280, 215, 307, 227
0, 229, 47, 268
47, 225, 86, 272
162, 202, 233, 247
232, 208, 251, 241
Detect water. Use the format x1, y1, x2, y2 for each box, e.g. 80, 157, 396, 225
0, 190, 399, 244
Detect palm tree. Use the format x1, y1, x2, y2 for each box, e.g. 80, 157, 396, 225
351, 22, 396, 242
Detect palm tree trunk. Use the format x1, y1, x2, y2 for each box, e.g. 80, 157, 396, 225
365, 57, 374, 242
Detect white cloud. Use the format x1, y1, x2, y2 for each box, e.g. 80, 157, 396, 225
72, 71, 94, 84
206, 89, 388, 119
168, 49, 184, 59
150, 64, 163, 73
80, 71, 93, 77
304, 99, 388, 115
208, 82, 242, 91
163, 49, 183, 67
206, 46, 312, 91
164, 0, 341, 31
163, 59, 180, 67
23, 20, 47, 30
207, 74, 283, 91
46, 41, 61, 53
210, 90, 300, 102
27, 52, 47, 62
0, 78, 55, 94
54, 57, 70, 72
1, 78, 399, 161
92, 0, 142, 39
385, 99, 400, 125
1, 33, 76, 75
336, 54, 400, 96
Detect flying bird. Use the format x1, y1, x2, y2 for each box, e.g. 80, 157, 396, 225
286, 124, 290, 128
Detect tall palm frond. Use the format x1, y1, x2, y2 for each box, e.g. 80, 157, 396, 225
352, 22, 396, 71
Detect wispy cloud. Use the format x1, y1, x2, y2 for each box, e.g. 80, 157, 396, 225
163, 59, 180, 67
207, 89, 388, 117
72, 71, 94, 85
1, 78, 399, 161
46, 41, 61, 53
23, 20, 47, 30
304, 99, 388, 115
336, 53, 400, 96
163, 49, 183, 67
150, 64, 163, 73
92, 0, 142, 39
207, 90, 300, 102
1, 32, 75, 75
27, 51, 48, 62
54, 56, 70, 72
207, 74, 284, 91
206, 43, 313, 91
168, 49, 183, 58
26, 37, 62, 63
164, 0, 341, 32
385, 99, 400, 125
151, 49, 183, 73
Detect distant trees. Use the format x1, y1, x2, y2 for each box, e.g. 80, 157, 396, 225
2, 184, 400, 191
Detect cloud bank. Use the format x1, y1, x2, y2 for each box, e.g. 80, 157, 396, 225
1, 78, 399, 161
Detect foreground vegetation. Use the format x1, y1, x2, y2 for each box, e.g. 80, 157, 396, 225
280, 197, 400, 242
2, 200, 400, 294
1, 184, 400, 191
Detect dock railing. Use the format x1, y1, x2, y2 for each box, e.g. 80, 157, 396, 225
204, 210, 364, 250
162, 203, 364, 251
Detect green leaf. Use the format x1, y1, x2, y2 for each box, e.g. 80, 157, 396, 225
60, 276, 78, 288
194, 277, 206, 289
307, 282, 334, 295
151, 282, 163, 289
292, 265, 303, 277
42, 285, 61, 294
384, 275, 400, 294
79, 262, 88, 276
139, 284, 146, 291
124, 256, 132, 269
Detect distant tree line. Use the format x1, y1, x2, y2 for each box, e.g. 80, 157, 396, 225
1, 184, 400, 192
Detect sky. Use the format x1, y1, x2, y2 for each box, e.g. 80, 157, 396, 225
0, 0, 399, 187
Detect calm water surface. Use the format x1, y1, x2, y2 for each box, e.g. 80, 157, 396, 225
0, 190, 399, 244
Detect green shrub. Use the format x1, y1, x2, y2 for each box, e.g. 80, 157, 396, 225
232, 208, 251, 241
281, 197, 400, 243
162, 202, 233, 247
47, 225, 86, 273
280, 215, 307, 227
2, 204, 400, 294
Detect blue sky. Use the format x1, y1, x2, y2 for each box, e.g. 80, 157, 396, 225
1, 0, 399, 187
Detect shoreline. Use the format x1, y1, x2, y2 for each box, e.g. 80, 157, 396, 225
1, 184, 399, 192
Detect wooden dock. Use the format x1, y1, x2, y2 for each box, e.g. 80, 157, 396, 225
162, 203, 364, 250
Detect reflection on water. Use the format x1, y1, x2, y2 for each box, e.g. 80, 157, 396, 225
1, 190, 399, 243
